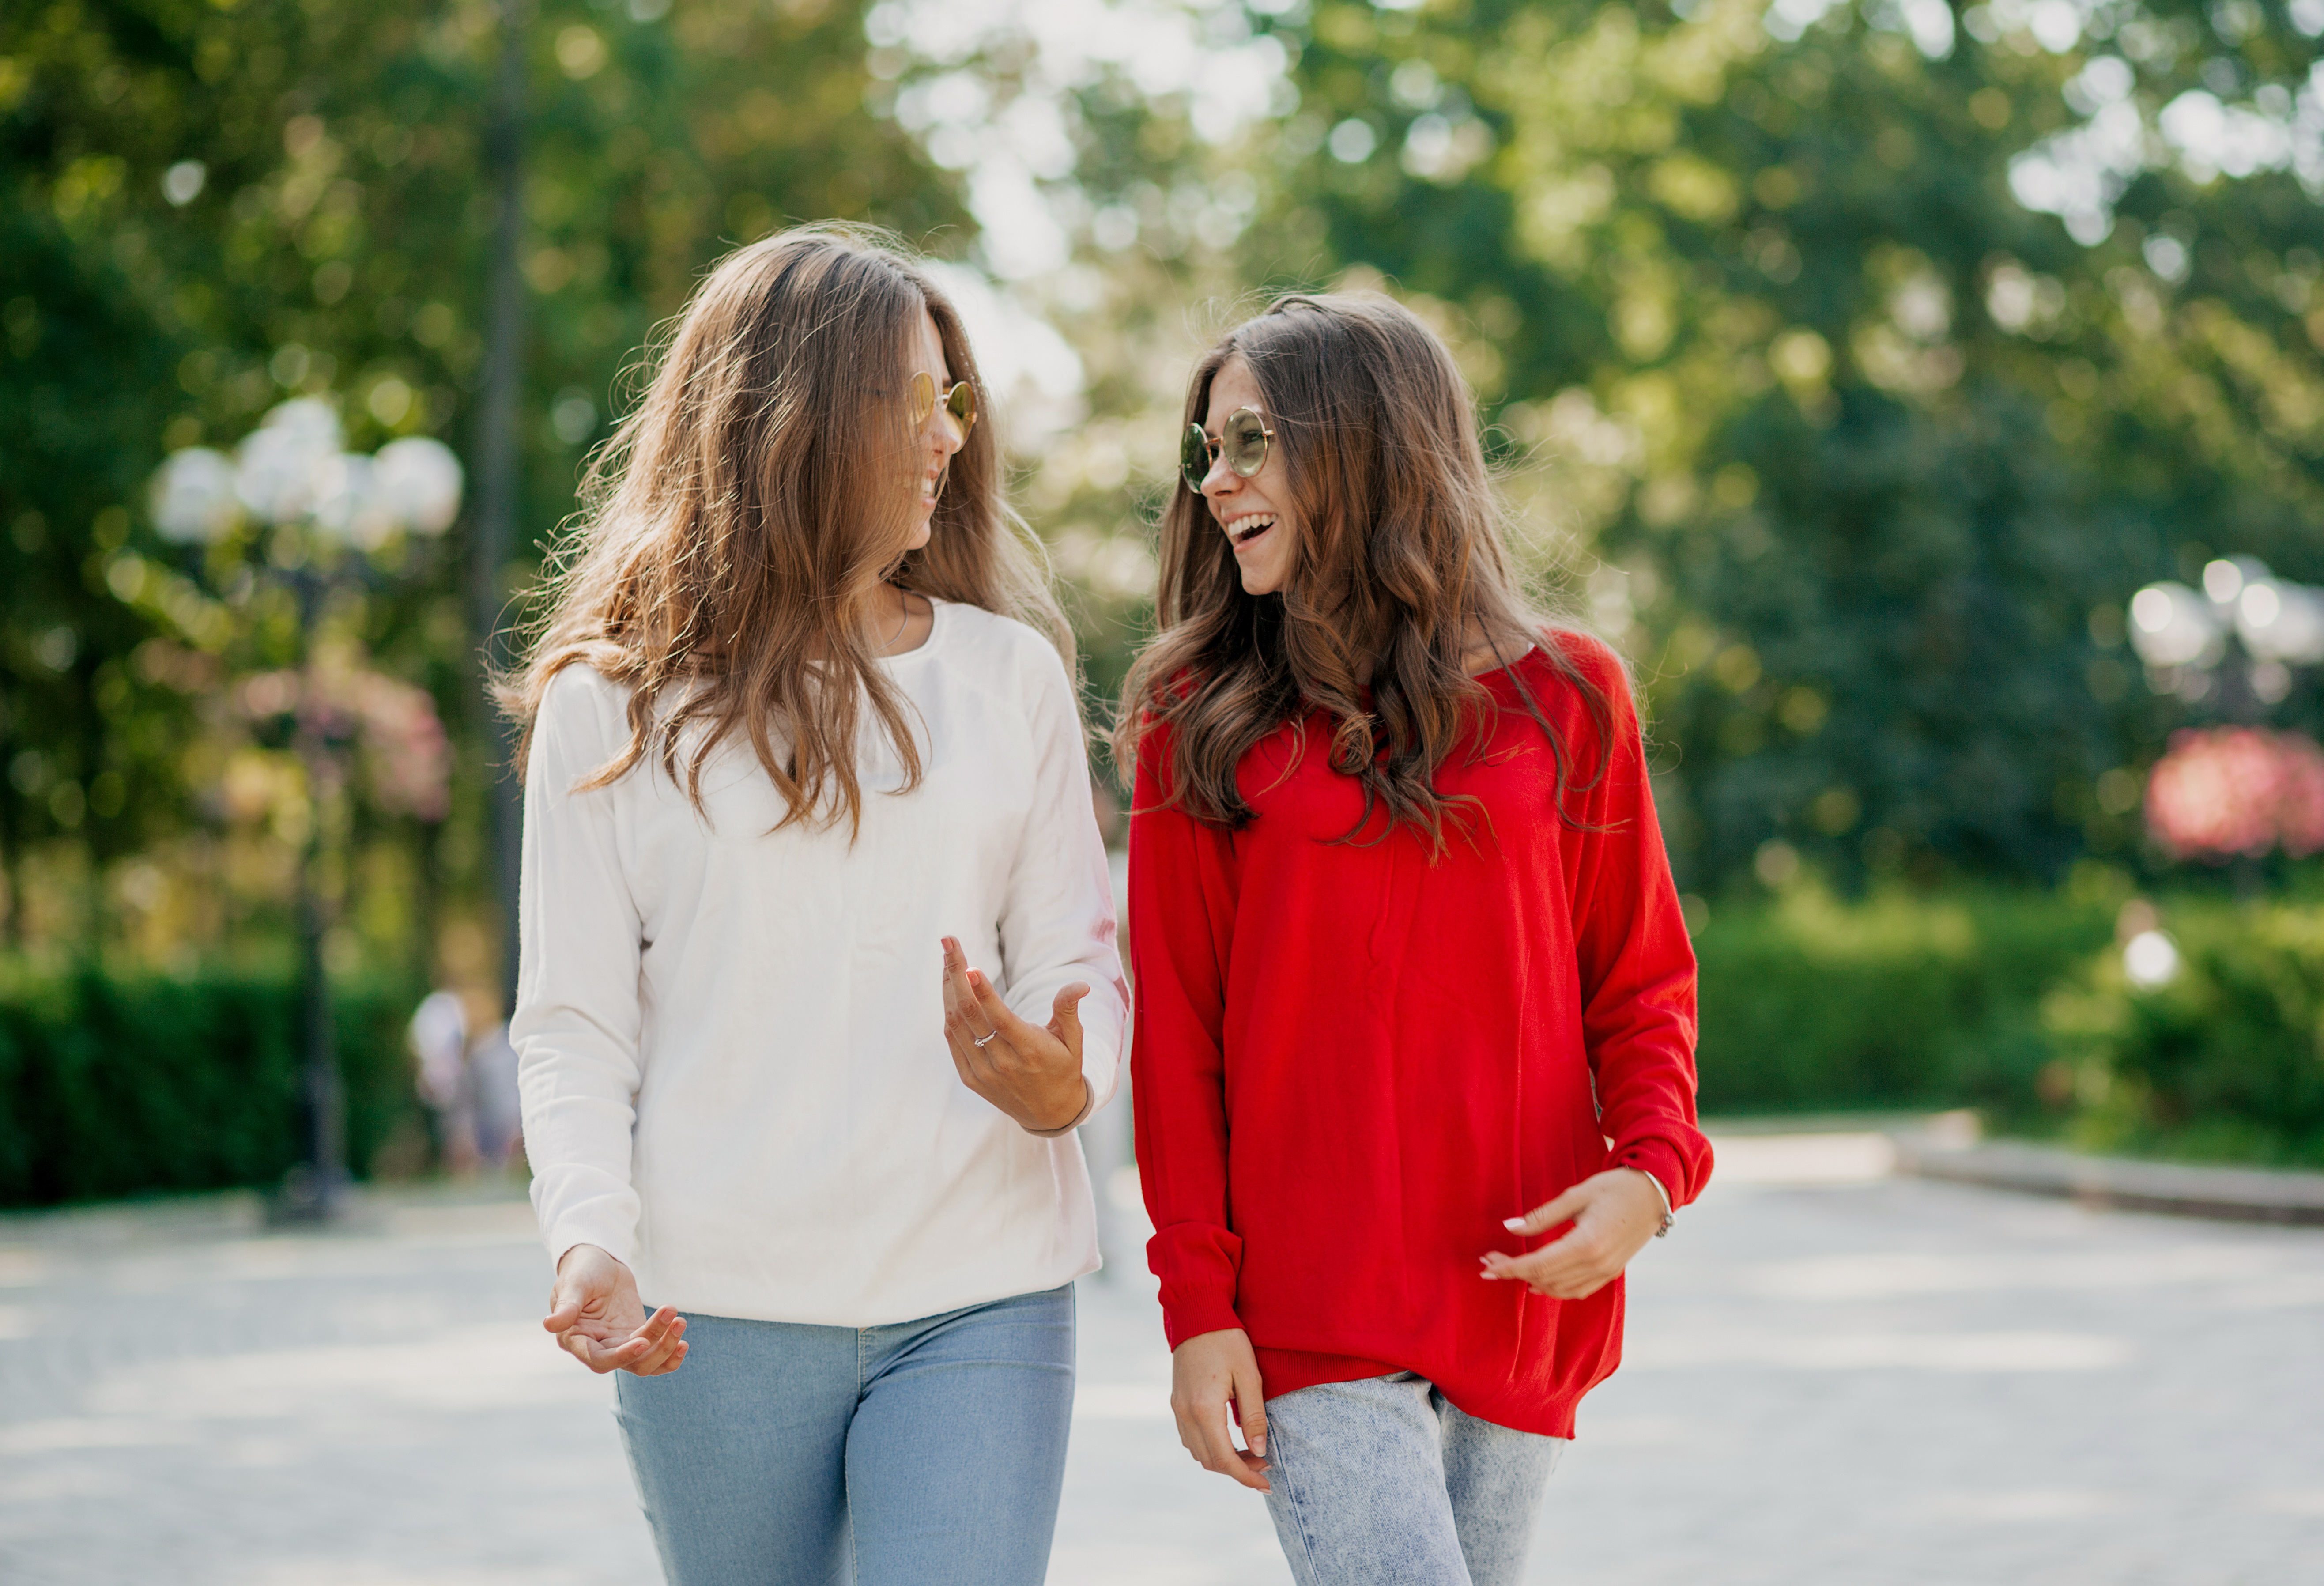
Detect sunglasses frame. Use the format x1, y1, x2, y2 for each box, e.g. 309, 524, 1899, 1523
1182, 407, 1275, 494
909, 371, 978, 436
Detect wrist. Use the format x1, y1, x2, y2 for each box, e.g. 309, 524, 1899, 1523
557, 1242, 608, 1273
1626, 1167, 1676, 1237
1022, 1076, 1093, 1137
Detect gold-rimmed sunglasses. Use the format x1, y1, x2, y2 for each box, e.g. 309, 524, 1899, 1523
1181, 407, 1274, 493
909, 371, 978, 436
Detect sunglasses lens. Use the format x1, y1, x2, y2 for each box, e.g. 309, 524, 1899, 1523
946, 380, 977, 433
1226, 409, 1269, 477
909, 371, 936, 428
1181, 423, 1211, 492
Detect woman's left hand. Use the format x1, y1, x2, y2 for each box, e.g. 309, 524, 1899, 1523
1479, 1167, 1666, 1299
940, 936, 1090, 1133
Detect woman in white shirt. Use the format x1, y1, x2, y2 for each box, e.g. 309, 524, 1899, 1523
505, 227, 1128, 1585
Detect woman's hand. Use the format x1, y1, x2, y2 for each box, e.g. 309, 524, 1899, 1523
1480, 1167, 1666, 1300
543, 1242, 689, 1375
1170, 1328, 1271, 1492
939, 936, 1090, 1133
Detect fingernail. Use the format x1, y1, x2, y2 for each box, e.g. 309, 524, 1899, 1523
1502, 1217, 1527, 1231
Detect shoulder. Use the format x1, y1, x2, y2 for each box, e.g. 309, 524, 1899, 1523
1524, 629, 1634, 709
1506, 628, 1639, 756
1124, 667, 1203, 771
937, 598, 1061, 662
937, 600, 1076, 698
534, 662, 637, 763
1535, 627, 1629, 694
540, 659, 631, 721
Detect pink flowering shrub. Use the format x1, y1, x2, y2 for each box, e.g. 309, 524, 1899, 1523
2143, 727, 2324, 861
234, 653, 453, 822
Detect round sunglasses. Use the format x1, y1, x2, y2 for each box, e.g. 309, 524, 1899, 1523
909, 371, 978, 436
1181, 407, 1275, 493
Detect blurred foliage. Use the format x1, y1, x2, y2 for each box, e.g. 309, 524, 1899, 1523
6, 0, 2324, 984
1697, 875, 2324, 1164
1, 0, 961, 967
18, 885, 2321, 1210
1214, 0, 2324, 890
2046, 894, 2324, 1164
0, 965, 425, 1205
899, 0, 2324, 883
1691, 880, 2116, 1114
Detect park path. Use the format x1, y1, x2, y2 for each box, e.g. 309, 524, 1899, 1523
3, 1132, 2319, 1585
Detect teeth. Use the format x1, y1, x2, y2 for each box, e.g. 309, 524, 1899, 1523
1230, 515, 1275, 542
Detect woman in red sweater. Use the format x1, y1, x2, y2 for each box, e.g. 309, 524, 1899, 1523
1117, 293, 1711, 1585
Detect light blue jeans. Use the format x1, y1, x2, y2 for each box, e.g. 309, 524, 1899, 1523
1261, 1372, 1567, 1586
613, 1284, 1075, 1586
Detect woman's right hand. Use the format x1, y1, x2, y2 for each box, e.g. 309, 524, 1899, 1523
543, 1242, 689, 1375
1170, 1328, 1271, 1491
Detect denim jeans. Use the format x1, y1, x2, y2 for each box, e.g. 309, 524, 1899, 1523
613, 1284, 1075, 1586
1261, 1372, 1566, 1586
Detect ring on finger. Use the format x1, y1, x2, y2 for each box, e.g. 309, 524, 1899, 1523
973, 1027, 1000, 1048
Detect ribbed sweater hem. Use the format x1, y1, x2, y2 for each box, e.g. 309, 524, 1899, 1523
1253, 1345, 1585, 1440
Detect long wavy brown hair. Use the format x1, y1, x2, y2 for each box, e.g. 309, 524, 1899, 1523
504, 225, 1068, 833
1113, 291, 1610, 854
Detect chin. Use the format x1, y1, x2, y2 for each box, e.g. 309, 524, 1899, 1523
905, 519, 933, 551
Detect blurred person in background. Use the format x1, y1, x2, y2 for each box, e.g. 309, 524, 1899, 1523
504, 227, 1127, 1586
407, 986, 475, 1174
1118, 294, 1710, 1586
459, 987, 523, 1174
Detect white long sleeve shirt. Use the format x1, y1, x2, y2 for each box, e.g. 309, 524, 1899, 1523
513, 599, 1129, 1326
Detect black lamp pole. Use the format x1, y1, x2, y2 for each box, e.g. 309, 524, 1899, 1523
274, 564, 347, 1223
474, 0, 528, 1016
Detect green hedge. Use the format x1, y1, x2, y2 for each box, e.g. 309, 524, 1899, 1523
0, 967, 426, 1207
2044, 903, 2324, 1166
1692, 888, 2117, 1117
9, 889, 2322, 1205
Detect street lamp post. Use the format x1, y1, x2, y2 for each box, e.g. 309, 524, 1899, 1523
152, 399, 462, 1222
2126, 556, 2324, 711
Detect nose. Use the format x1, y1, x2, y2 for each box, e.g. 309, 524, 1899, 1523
1201, 450, 1238, 501
924, 407, 966, 460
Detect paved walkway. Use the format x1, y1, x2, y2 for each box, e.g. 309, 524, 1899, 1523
3, 1134, 2319, 1584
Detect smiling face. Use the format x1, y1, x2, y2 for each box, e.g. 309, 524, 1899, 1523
905, 306, 966, 550
1196, 355, 1297, 597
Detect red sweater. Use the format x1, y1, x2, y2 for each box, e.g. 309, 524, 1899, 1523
1127, 634, 1710, 1439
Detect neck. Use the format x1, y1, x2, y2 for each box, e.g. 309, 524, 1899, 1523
797, 585, 913, 662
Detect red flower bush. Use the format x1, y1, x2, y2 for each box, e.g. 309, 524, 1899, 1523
2143, 727, 2324, 861
234, 652, 453, 823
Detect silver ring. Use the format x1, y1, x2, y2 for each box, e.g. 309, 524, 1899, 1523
973, 1029, 1000, 1048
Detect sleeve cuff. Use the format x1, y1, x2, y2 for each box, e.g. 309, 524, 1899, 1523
1158, 1289, 1246, 1352
534, 1186, 640, 1273
1614, 1137, 1693, 1208
1148, 1223, 1245, 1349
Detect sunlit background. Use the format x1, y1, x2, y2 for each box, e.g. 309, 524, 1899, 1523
6, 3, 2324, 1582
7, 0, 2324, 1253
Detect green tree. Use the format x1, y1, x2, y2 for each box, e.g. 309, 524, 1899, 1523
1, 0, 965, 961
1220, 0, 2324, 889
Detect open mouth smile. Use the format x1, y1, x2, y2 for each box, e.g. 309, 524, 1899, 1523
1224, 513, 1276, 551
